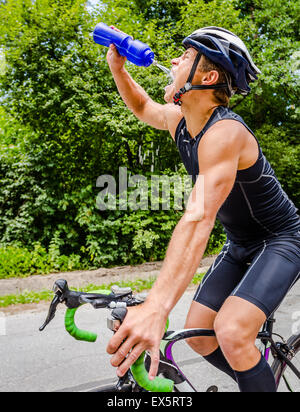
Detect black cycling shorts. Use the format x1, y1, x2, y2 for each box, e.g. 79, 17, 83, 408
194, 231, 300, 318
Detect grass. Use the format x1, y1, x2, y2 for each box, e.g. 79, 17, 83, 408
0, 273, 206, 308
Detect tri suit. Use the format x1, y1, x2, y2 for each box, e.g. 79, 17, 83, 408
175, 106, 300, 317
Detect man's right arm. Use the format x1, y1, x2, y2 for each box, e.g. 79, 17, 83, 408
106, 44, 182, 139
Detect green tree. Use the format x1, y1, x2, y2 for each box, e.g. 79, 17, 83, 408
0, 0, 298, 276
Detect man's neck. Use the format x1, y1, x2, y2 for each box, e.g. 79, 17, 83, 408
181, 95, 221, 139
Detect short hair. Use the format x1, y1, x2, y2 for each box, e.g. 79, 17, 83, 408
199, 55, 230, 107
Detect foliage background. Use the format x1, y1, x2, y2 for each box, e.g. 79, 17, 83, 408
0, 0, 299, 278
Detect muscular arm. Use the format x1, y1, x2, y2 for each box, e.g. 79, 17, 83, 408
107, 44, 182, 138
107, 123, 243, 379
146, 124, 241, 314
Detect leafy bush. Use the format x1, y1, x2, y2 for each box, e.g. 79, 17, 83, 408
0, 243, 83, 279
0, 165, 225, 278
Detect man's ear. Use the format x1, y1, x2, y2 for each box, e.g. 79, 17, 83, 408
201, 70, 220, 85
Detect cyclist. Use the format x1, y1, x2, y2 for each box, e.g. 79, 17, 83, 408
105, 27, 300, 392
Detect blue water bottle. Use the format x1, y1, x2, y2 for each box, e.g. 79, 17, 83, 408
93, 23, 155, 67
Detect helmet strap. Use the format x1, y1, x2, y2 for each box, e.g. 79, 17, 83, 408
173, 51, 230, 105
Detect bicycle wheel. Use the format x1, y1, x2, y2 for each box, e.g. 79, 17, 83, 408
271, 334, 300, 392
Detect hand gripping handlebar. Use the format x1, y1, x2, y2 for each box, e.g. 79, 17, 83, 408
109, 305, 173, 392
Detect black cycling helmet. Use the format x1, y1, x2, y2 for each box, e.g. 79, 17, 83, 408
173, 26, 261, 105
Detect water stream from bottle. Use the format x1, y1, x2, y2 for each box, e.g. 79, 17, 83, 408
153, 60, 174, 83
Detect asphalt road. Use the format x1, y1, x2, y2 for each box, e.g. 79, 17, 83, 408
0, 283, 299, 392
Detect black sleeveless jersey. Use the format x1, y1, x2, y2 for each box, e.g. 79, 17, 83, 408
175, 106, 300, 244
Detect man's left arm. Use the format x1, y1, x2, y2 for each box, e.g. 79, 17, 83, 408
107, 123, 242, 379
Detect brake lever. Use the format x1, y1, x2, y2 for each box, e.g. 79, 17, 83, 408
39, 294, 60, 331
39, 279, 73, 331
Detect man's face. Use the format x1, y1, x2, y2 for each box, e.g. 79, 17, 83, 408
172, 48, 199, 86
164, 48, 200, 103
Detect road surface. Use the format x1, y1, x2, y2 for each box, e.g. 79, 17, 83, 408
0, 284, 299, 392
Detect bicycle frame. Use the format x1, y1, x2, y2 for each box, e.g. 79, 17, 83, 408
152, 316, 300, 392
160, 328, 216, 392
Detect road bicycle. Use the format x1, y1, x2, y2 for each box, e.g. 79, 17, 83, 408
39, 279, 300, 392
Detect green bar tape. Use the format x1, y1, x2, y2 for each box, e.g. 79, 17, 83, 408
131, 353, 174, 392
165, 318, 169, 332
91, 289, 112, 296
65, 308, 98, 342
130, 318, 173, 392
64, 288, 111, 343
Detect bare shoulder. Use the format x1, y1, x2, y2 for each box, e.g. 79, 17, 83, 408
199, 119, 247, 157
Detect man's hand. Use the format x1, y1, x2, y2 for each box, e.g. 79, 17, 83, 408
106, 302, 167, 380
105, 26, 127, 73
106, 43, 127, 73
